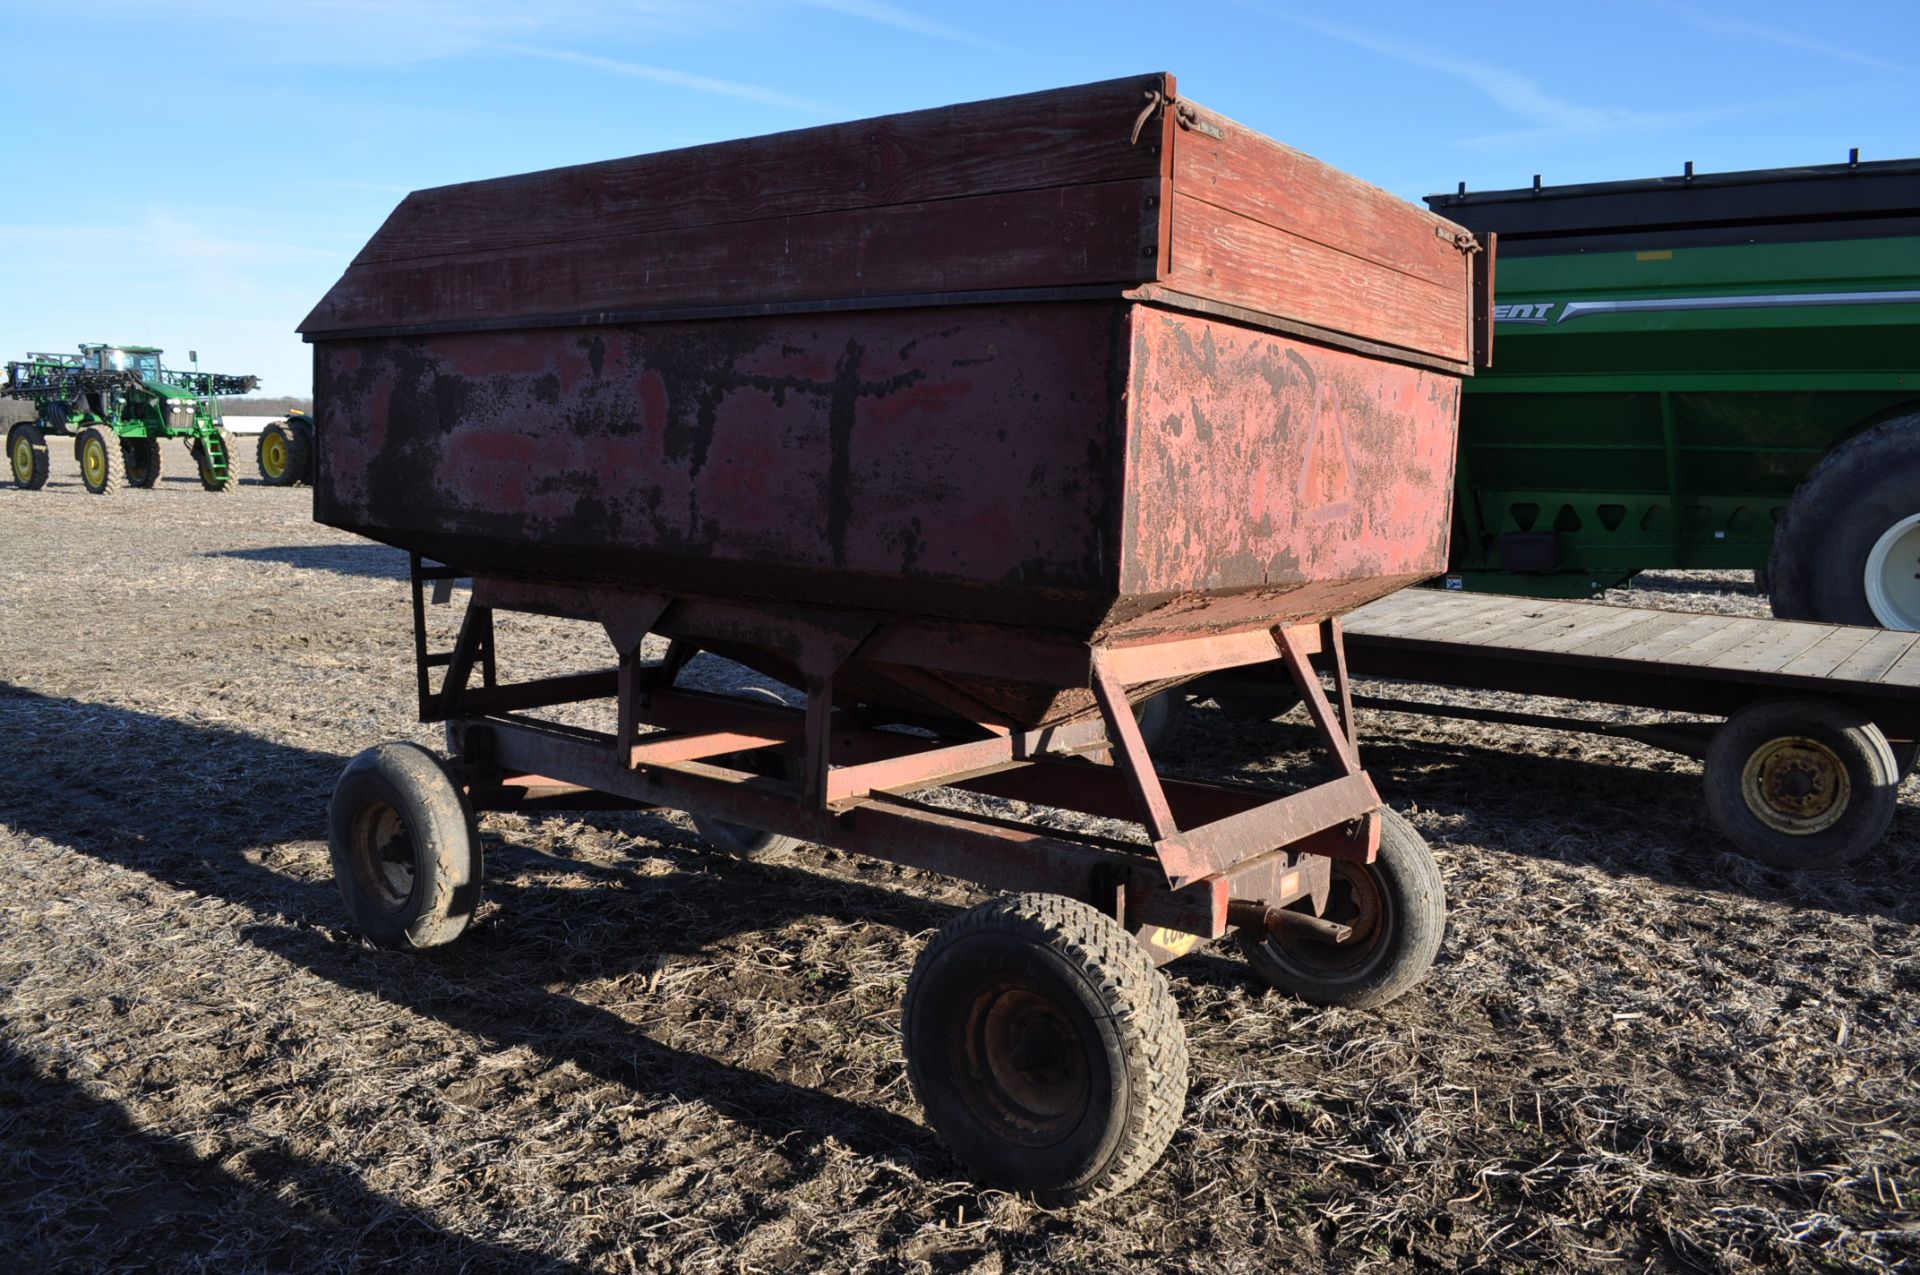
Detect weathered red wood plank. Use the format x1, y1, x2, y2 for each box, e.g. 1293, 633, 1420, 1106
1164, 194, 1470, 365
305, 178, 1162, 334
354, 74, 1173, 266
1171, 102, 1471, 292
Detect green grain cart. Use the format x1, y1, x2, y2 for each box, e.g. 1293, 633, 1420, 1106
5, 344, 259, 494
1426, 156, 1920, 630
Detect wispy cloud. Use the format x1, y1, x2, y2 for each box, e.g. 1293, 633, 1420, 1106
493, 43, 829, 112
1260, 8, 1820, 150
790, 0, 994, 47
1674, 10, 1918, 78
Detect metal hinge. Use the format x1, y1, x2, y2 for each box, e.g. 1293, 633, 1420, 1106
1436, 224, 1482, 253
1173, 101, 1224, 140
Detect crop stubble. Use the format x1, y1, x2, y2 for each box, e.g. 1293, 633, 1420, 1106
1, 449, 1916, 1272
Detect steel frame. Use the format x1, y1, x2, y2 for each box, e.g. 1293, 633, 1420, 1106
410, 557, 1384, 953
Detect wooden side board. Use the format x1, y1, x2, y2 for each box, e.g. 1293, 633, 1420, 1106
303, 73, 1480, 368
1166, 101, 1477, 368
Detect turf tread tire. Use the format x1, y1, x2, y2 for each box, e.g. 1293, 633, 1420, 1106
121, 437, 162, 488
903, 892, 1188, 1205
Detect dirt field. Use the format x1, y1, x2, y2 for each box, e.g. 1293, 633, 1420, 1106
3, 445, 1917, 1273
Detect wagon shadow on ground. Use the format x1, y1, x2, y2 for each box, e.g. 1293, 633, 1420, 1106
0, 1037, 587, 1274
0, 684, 947, 1180
208, 543, 413, 579
1165, 703, 1920, 926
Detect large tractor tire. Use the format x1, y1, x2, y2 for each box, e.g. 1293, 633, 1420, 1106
1769, 414, 1920, 630
122, 437, 162, 489
257, 418, 312, 486
7, 423, 49, 490
76, 426, 123, 496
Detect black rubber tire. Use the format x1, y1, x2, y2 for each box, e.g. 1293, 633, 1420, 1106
328, 742, 484, 949
1768, 414, 1920, 629
687, 687, 803, 861
1703, 698, 1899, 870
1236, 808, 1446, 1009
257, 418, 311, 487
1131, 692, 1189, 751
290, 416, 316, 484
192, 428, 239, 492
7, 423, 49, 490
76, 425, 122, 495
903, 893, 1188, 1205
121, 437, 162, 488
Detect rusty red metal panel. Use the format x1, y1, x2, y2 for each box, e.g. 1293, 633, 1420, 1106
1113, 306, 1459, 635
318, 302, 1131, 634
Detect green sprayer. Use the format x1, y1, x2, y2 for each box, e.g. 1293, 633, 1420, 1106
5, 344, 262, 494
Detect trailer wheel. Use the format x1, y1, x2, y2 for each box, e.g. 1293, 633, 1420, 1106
1132, 692, 1188, 750
328, 742, 484, 949
903, 893, 1188, 1205
1235, 809, 1445, 1009
257, 419, 310, 486
1704, 699, 1898, 870
1769, 414, 1920, 630
76, 426, 122, 495
121, 438, 161, 489
7, 424, 49, 490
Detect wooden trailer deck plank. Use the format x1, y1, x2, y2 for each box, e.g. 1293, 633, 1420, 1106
1883, 640, 1920, 688
1704, 620, 1838, 674
1778, 626, 1890, 679
1832, 630, 1920, 683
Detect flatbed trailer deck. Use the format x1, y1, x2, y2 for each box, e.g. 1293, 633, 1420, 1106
1200, 589, 1919, 870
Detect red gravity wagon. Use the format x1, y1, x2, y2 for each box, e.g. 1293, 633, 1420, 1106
301, 73, 1489, 1202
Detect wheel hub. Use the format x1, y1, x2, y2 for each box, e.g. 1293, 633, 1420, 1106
967, 986, 1088, 1141
1864, 512, 1920, 631
1743, 736, 1849, 834
10, 438, 30, 482
262, 434, 286, 476
82, 438, 105, 485
354, 800, 418, 910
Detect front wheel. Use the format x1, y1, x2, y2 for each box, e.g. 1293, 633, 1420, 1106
8, 423, 49, 490
328, 743, 484, 949
1703, 698, 1898, 870
192, 428, 239, 492
903, 893, 1188, 1205
1235, 808, 1446, 1009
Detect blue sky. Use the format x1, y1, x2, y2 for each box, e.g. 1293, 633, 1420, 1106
4, 0, 1915, 397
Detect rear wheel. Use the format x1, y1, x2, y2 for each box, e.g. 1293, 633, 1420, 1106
257, 418, 311, 486
328, 742, 484, 949
7, 424, 48, 490
903, 893, 1188, 1205
688, 687, 803, 861
1770, 414, 1920, 629
1235, 809, 1446, 1008
122, 437, 162, 488
76, 426, 122, 495
1704, 699, 1898, 869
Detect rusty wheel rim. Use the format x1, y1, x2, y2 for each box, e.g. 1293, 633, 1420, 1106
960, 985, 1089, 1147
350, 799, 418, 912
1742, 736, 1849, 835
1261, 860, 1390, 979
